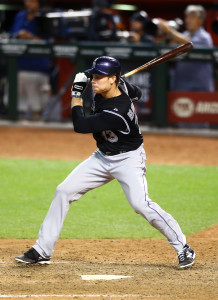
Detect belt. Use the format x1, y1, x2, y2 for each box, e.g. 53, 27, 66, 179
101, 150, 127, 156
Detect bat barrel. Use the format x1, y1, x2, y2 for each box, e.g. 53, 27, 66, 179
123, 42, 193, 78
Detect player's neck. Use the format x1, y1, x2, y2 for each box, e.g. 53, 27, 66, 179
101, 86, 121, 99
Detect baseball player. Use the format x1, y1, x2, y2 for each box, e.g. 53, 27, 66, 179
16, 56, 195, 268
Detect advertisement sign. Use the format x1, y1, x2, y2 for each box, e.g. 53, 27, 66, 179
168, 92, 218, 124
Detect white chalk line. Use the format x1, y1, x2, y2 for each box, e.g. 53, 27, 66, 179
0, 261, 86, 264
0, 260, 130, 265
0, 261, 88, 264
0, 295, 156, 299
81, 275, 132, 280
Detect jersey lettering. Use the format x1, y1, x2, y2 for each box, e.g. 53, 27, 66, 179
102, 130, 118, 143
127, 108, 134, 121
130, 103, 141, 134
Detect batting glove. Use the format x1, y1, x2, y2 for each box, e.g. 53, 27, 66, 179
71, 72, 89, 98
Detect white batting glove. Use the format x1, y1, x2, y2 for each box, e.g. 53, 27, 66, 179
71, 72, 89, 98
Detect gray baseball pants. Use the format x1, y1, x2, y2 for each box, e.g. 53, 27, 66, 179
33, 144, 186, 258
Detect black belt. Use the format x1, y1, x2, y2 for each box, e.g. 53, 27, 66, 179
101, 150, 127, 156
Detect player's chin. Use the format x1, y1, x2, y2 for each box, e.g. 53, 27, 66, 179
92, 87, 101, 94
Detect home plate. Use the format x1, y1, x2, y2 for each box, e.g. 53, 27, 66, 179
81, 275, 132, 281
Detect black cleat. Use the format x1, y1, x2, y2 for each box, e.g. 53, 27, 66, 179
15, 247, 50, 265
177, 244, 195, 269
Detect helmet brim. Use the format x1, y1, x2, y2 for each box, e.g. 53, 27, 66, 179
85, 68, 113, 76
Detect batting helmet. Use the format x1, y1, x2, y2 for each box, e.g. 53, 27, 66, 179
86, 56, 121, 80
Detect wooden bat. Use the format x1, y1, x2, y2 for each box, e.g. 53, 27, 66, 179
123, 42, 193, 78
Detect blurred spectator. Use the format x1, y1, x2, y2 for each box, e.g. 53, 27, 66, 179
0, 52, 7, 115
129, 11, 154, 44
88, 0, 121, 41
158, 5, 214, 92
9, 0, 51, 120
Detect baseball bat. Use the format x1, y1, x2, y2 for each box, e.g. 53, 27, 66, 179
123, 42, 193, 78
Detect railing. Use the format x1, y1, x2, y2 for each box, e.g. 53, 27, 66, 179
1, 39, 217, 126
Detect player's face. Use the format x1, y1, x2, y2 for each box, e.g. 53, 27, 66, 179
185, 12, 203, 33
92, 75, 116, 94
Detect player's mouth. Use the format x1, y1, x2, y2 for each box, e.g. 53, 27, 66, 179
92, 84, 98, 90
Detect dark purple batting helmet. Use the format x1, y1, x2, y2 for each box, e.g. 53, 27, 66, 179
86, 56, 121, 80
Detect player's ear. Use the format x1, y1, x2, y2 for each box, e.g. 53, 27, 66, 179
109, 75, 116, 85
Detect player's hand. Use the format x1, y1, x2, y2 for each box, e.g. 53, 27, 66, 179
71, 72, 89, 98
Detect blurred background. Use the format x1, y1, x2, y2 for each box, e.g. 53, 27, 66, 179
0, 0, 218, 129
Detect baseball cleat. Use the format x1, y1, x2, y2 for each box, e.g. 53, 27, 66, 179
177, 244, 196, 269
15, 247, 50, 265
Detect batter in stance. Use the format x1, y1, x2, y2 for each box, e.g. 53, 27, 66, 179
16, 56, 195, 268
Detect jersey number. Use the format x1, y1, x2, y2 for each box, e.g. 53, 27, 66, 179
102, 130, 118, 143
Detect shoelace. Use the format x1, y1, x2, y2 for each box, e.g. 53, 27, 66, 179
25, 249, 39, 261
186, 250, 193, 258
178, 250, 186, 262
184, 245, 193, 258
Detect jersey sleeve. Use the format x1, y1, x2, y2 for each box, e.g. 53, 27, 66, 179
9, 11, 25, 36
191, 34, 213, 48
119, 78, 142, 102
72, 106, 127, 133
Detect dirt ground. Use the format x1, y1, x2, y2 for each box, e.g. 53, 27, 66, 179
0, 127, 217, 300
0, 127, 218, 165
